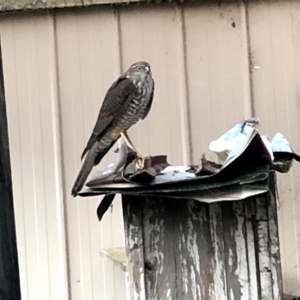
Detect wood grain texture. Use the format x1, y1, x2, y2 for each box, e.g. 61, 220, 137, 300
222, 201, 249, 300
209, 203, 227, 299
143, 198, 177, 300
244, 200, 259, 300
122, 196, 146, 300
268, 174, 283, 300
123, 173, 283, 300
255, 195, 273, 299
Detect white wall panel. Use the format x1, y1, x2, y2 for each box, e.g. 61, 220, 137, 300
184, 0, 252, 162
0, 12, 68, 300
55, 8, 126, 300
248, 0, 300, 295
119, 3, 191, 165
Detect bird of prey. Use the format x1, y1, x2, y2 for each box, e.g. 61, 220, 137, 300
71, 61, 154, 197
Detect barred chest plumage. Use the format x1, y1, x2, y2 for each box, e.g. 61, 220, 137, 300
129, 76, 154, 119
109, 76, 153, 137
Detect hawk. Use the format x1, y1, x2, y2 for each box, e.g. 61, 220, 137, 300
71, 61, 155, 196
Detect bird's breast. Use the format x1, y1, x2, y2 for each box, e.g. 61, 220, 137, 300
108, 78, 153, 139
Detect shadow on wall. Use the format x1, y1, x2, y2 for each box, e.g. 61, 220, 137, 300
0, 43, 21, 299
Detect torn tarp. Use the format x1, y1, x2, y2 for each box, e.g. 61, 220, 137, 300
209, 120, 300, 173
77, 119, 300, 221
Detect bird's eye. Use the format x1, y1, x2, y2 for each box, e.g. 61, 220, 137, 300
136, 66, 143, 71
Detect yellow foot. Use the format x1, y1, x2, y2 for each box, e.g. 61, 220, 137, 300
119, 131, 147, 168
120, 131, 138, 153
136, 154, 147, 169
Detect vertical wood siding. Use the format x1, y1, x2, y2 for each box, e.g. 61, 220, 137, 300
248, 1, 300, 295
0, 0, 299, 298
0, 12, 69, 300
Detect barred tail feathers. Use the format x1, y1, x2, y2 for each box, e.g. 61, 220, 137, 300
71, 137, 118, 197
71, 146, 98, 197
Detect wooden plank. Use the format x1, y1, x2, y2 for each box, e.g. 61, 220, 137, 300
244, 199, 259, 300
142, 197, 177, 300
122, 196, 146, 300
267, 173, 283, 299
209, 203, 227, 300
222, 201, 249, 300
173, 199, 214, 299
188, 200, 214, 299
196, 202, 215, 299
255, 195, 273, 299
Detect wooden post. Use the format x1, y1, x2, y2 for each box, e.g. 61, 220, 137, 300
122, 172, 283, 300
0, 43, 21, 299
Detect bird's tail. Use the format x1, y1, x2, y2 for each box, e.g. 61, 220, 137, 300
71, 138, 117, 197
71, 146, 98, 197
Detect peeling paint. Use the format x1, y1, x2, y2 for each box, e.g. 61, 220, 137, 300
210, 204, 227, 299
123, 177, 283, 300
234, 202, 249, 299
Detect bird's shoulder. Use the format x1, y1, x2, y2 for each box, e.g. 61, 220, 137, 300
99, 75, 136, 114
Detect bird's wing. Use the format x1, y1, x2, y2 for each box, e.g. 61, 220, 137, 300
141, 79, 155, 120
81, 76, 136, 160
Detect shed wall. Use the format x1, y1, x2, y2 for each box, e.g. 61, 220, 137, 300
0, 0, 299, 298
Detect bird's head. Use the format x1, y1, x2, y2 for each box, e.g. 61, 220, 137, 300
126, 61, 152, 83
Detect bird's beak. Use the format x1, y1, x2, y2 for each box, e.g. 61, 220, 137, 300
145, 66, 150, 74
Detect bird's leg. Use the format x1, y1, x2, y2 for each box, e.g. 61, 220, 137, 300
120, 131, 138, 153
120, 131, 146, 168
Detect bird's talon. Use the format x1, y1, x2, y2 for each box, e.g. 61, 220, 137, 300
136, 155, 146, 168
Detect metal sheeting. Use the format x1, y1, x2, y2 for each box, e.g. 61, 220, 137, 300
0, 0, 300, 298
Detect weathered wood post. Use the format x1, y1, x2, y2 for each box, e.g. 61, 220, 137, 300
122, 172, 283, 300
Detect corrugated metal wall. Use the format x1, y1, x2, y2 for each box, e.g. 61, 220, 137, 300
0, 0, 300, 298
